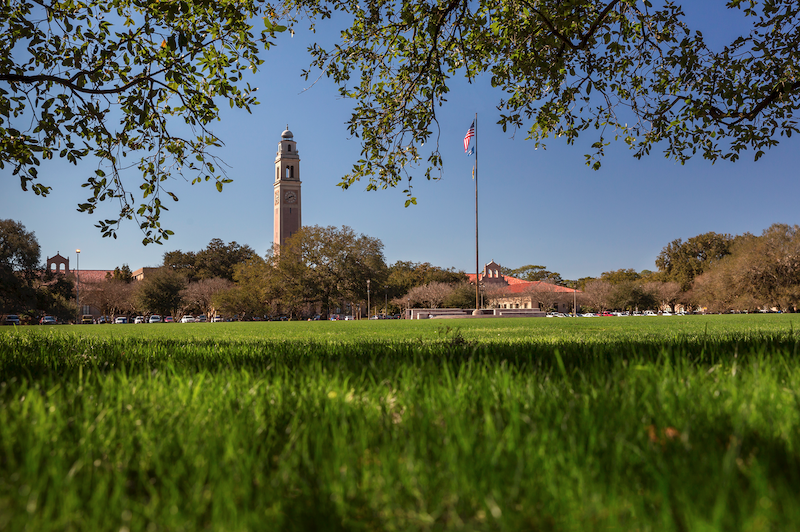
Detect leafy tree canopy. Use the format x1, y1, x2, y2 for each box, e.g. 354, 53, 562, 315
106, 264, 133, 282
275, 0, 800, 203
693, 223, 800, 312
278, 225, 388, 316
600, 268, 641, 285
656, 231, 735, 290
164, 238, 257, 281
387, 260, 465, 298
2, 0, 285, 244
0, 219, 41, 312
503, 264, 563, 284
136, 266, 186, 316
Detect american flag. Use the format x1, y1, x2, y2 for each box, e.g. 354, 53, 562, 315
464, 121, 475, 152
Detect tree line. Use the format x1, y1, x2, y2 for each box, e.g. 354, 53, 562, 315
70, 226, 469, 320
576, 224, 800, 313
3, 220, 800, 321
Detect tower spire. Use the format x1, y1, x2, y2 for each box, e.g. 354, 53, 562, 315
274, 128, 302, 254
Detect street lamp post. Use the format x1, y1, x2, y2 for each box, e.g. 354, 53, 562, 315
384, 286, 387, 317
76, 249, 81, 323
366, 279, 370, 320
573, 281, 577, 317
407, 298, 410, 320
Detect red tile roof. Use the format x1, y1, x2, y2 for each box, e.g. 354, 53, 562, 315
503, 281, 579, 294
74, 270, 114, 284
467, 273, 580, 293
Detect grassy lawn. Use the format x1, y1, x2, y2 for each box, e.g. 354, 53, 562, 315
1, 315, 800, 530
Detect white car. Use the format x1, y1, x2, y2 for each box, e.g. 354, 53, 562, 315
114, 317, 128, 324
212, 316, 224, 322
134, 316, 145, 324
180, 315, 195, 323
195, 315, 207, 322
149, 315, 162, 323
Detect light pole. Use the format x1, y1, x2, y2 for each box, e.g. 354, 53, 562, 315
75, 249, 81, 323
366, 279, 370, 320
384, 286, 387, 317
573, 281, 577, 317
407, 298, 410, 320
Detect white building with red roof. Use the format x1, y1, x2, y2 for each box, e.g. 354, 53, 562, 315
468, 260, 581, 314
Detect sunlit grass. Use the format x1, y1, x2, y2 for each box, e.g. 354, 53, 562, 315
1, 314, 800, 530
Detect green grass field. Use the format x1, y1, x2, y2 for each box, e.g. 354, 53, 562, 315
2, 315, 800, 531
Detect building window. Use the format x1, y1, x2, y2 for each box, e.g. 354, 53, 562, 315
288, 144, 291, 152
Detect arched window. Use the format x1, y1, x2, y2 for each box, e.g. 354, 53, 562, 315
287, 144, 291, 152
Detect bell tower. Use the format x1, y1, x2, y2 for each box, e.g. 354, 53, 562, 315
273, 126, 302, 253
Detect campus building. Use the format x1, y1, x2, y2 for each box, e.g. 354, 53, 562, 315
273, 127, 302, 253
468, 260, 580, 314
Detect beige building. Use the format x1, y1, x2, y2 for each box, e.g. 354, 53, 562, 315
273, 127, 302, 253
468, 260, 580, 314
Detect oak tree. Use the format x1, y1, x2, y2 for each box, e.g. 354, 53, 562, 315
135, 266, 186, 316
163, 239, 257, 281
2, 0, 285, 243
276, 225, 388, 317
656, 231, 735, 290
0, 219, 41, 312
277, 0, 800, 202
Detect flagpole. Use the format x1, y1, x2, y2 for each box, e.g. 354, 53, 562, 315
474, 112, 479, 311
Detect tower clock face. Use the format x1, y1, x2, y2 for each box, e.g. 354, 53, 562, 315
284, 191, 297, 204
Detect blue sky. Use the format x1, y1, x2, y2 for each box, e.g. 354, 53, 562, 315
3, 3, 798, 280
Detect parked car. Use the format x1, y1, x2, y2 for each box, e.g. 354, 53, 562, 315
114, 316, 128, 324
81, 315, 94, 324
2, 314, 20, 326
164, 316, 174, 323
149, 315, 162, 323
195, 315, 207, 322
134, 316, 145, 324
180, 315, 195, 323
212, 315, 224, 322
39, 315, 57, 325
